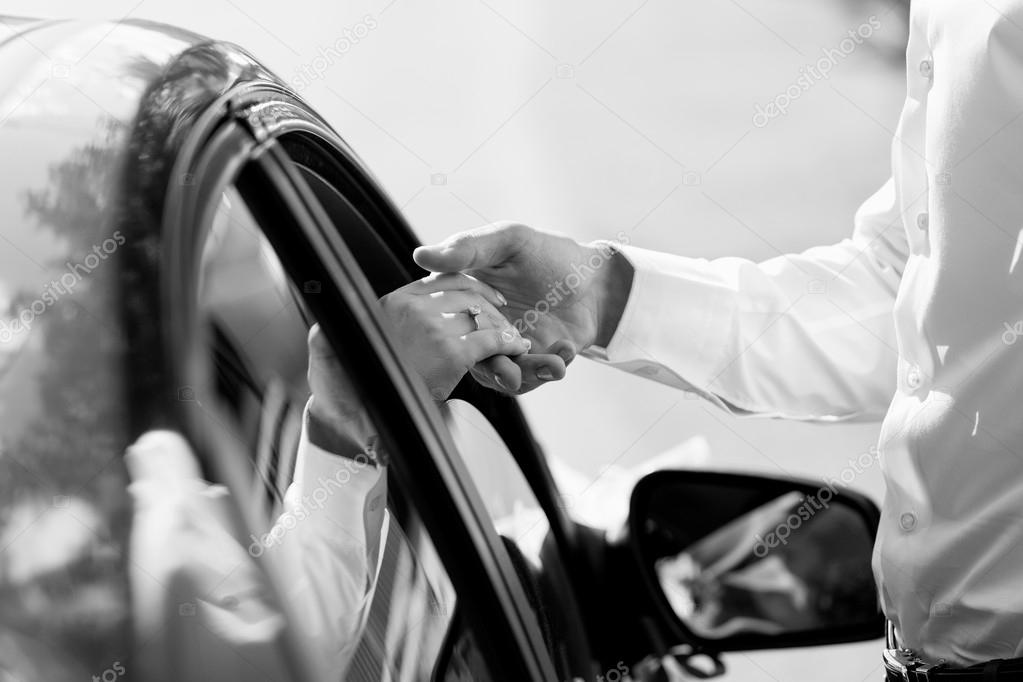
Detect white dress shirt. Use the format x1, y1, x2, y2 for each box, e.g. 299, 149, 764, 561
589, 0, 1023, 665
127, 423, 386, 681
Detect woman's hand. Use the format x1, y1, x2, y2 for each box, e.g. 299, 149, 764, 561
380, 273, 563, 399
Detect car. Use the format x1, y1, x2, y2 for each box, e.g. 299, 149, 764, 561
0, 17, 885, 681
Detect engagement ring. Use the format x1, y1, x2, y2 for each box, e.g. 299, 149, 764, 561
467, 304, 482, 331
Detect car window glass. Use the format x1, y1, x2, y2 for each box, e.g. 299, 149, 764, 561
183, 183, 494, 681
443, 401, 550, 564
0, 190, 132, 677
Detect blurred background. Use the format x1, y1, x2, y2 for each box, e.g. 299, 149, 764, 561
5, 0, 909, 678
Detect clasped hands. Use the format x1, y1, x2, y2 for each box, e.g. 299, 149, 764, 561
374, 221, 633, 401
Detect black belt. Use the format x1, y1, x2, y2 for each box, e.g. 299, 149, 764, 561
884, 647, 1023, 681
884, 623, 1023, 681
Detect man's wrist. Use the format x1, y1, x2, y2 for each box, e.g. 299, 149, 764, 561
588, 243, 635, 348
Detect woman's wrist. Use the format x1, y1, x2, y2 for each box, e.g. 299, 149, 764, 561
307, 397, 376, 457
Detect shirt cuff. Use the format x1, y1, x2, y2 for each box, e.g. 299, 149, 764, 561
582, 244, 743, 413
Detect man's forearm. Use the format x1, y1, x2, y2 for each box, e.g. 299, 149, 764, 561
585, 241, 899, 419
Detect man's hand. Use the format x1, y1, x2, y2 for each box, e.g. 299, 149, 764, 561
413, 222, 634, 392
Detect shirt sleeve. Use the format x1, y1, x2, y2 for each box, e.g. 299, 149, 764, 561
272, 405, 387, 676
586, 178, 908, 421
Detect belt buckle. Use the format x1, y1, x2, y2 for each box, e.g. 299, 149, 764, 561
883, 647, 947, 681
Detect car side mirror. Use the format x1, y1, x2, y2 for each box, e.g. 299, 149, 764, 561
629, 470, 884, 653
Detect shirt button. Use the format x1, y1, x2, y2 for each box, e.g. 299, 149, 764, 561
919, 59, 933, 79
906, 366, 922, 390
916, 212, 929, 230
899, 512, 917, 532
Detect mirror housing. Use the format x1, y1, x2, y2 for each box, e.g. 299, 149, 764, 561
628, 470, 884, 653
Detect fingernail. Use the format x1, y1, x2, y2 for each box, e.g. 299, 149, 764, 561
501, 329, 516, 343
494, 375, 506, 389
558, 349, 572, 363
496, 291, 508, 306
537, 367, 554, 381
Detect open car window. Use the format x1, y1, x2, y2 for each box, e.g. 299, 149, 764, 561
443, 401, 551, 576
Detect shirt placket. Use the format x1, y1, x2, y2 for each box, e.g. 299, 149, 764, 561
896, 28, 936, 398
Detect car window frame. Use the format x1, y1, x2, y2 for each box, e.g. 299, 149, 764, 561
269, 104, 601, 678
160, 85, 558, 682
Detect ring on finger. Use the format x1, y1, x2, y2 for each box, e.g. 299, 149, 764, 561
467, 304, 483, 331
